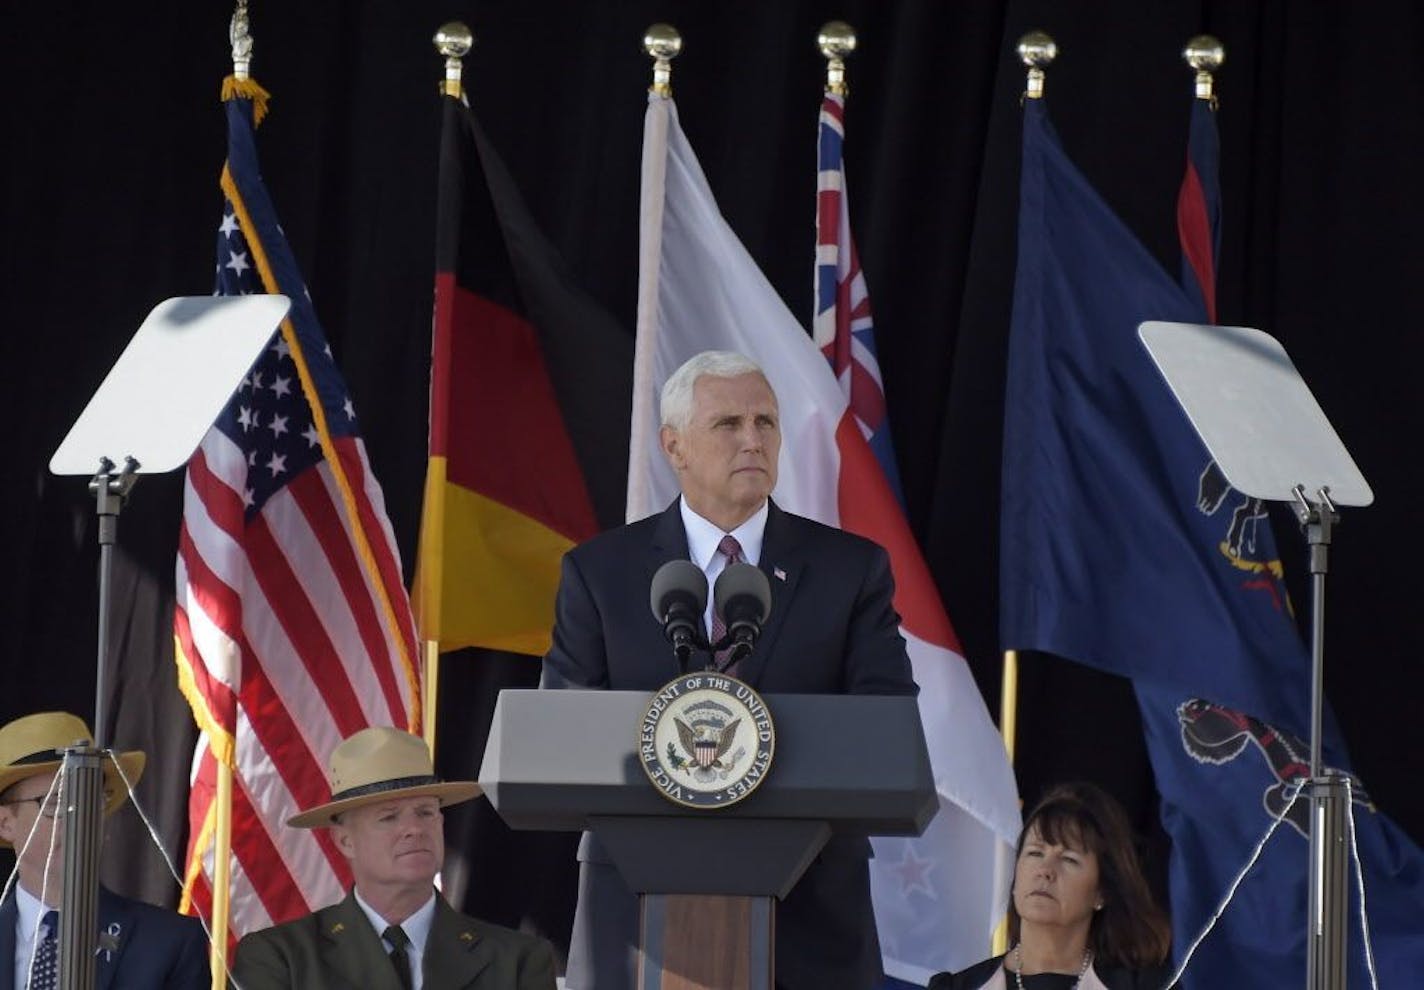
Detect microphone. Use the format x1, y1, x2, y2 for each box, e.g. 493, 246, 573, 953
712, 563, 772, 665
650, 560, 709, 672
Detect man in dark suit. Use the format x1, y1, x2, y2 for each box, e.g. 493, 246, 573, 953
0, 711, 210, 990
543, 350, 918, 989
231, 726, 555, 990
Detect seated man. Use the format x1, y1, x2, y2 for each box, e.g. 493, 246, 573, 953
543, 350, 918, 988
0, 711, 210, 989
231, 726, 556, 990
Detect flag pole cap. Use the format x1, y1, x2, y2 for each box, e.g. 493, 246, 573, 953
229, 1, 253, 80
434, 22, 475, 99
818, 21, 856, 96
644, 23, 682, 97
1016, 30, 1057, 100
1183, 35, 1225, 102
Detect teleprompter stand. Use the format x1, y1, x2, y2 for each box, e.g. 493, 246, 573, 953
1140, 320, 1373, 990
479, 689, 936, 989
47, 295, 289, 990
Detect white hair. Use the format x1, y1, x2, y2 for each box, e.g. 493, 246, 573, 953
659, 351, 770, 431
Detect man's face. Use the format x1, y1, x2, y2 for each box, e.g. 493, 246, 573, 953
331, 796, 444, 898
661, 373, 780, 530
0, 770, 65, 900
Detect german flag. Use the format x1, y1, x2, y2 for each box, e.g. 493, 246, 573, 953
417, 90, 631, 656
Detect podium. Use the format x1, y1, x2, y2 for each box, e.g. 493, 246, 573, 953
479, 688, 936, 990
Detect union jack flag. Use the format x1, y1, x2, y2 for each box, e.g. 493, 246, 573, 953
175, 81, 420, 944
813, 91, 903, 501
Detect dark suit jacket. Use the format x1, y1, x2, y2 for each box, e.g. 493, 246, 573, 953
229, 890, 555, 990
0, 886, 209, 990
543, 499, 917, 989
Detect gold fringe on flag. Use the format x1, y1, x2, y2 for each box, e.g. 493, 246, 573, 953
221, 75, 270, 125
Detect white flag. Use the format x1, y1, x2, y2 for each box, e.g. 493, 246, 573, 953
630, 92, 1021, 982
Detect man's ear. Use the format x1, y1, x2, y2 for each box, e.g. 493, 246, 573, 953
659, 425, 683, 469
330, 823, 355, 857
0, 807, 18, 846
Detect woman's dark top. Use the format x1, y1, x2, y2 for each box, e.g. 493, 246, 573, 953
927, 954, 1174, 990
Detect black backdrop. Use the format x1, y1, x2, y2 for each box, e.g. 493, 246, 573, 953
3, 0, 1422, 956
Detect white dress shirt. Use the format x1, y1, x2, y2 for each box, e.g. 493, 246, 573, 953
679, 496, 768, 637
12, 883, 58, 990
353, 886, 437, 990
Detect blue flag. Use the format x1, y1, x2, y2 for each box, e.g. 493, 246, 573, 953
1000, 99, 1308, 736
1000, 97, 1424, 987
1137, 684, 1424, 987
1177, 98, 1222, 323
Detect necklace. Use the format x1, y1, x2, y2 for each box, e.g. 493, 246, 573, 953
1011, 943, 1093, 990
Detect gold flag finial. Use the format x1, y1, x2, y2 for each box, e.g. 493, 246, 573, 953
644, 24, 682, 97
434, 22, 475, 99
1183, 34, 1225, 103
230, 1, 253, 80
1016, 31, 1057, 100
818, 21, 857, 96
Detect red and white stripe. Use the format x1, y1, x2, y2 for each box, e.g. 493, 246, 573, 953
177, 420, 418, 942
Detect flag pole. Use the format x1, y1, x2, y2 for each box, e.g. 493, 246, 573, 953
644, 23, 681, 98
206, 10, 253, 985
998, 651, 1020, 766
422, 642, 440, 753
627, 23, 679, 523
435, 20, 470, 101
1184, 33, 1223, 106
817, 20, 854, 98
418, 23, 475, 758
990, 649, 1018, 956
992, 34, 1057, 958
209, 763, 234, 989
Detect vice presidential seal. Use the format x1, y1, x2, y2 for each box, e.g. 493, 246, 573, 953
639, 673, 775, 808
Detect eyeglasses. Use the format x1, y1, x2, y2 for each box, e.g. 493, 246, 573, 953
4, 795, 61, 820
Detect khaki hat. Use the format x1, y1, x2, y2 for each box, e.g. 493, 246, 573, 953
0, 712, 147, 847
287, 726, 479, 829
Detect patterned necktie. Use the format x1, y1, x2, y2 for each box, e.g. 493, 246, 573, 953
31, 910, 58, 990
383, 925, 413, 990
709, 534, 745, 673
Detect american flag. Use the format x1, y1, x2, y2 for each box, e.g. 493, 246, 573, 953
813, 92, 903, 501
174, 84, 420, 943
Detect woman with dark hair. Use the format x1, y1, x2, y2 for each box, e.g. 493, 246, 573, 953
929, 782, 1173, 990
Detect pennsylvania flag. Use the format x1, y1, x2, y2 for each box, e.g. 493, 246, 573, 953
417, 89, 632, 656
999, 96, 1307, 734
1001, 96, 1424, 988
